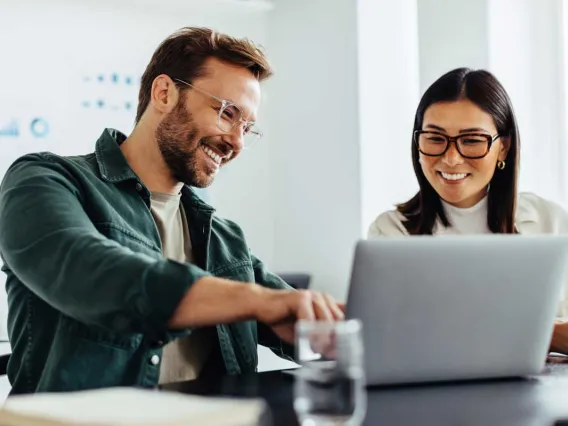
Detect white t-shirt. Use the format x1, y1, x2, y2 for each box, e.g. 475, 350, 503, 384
367, 192, 568, 318
150, 192, 213, 385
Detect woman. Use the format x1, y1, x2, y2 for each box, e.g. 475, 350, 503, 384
368, 68, 568, 355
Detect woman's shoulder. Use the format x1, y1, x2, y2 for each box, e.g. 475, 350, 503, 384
367, 209, 409, 238
517, 192, 568, 232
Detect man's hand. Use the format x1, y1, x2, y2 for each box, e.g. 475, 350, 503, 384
550, 320, 568, 355
168, 277, 344, 345
254, 289, 345, 344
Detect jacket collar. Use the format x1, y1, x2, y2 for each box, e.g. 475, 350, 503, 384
95, 128, 138, 183
95, 128, 215, 212
181, 186, 215, 213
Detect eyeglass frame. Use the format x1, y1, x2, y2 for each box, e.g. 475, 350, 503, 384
413, 129, 501, 159
172, 77, 263, 147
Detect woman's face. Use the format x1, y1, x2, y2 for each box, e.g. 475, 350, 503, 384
418, 99, 509, 208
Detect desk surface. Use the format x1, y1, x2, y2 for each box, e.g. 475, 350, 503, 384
163, 362, 568, 426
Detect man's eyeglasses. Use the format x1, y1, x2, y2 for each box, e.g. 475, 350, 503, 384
414, 130, 501, 159
173, 78, 262, 149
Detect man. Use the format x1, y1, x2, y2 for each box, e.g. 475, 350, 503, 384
0, 27, 343, 394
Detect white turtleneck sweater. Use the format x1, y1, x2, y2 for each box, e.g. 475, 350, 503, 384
435, 196, 491, 235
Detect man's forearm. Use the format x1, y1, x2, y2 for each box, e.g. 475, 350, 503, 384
167, 275, 343, 332
167, 276, 267, 328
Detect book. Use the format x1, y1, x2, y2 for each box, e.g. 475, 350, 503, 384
0, 387, 267, 426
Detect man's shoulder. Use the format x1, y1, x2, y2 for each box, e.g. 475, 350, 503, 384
7, 150, 98, 178
211, 215, 248, 240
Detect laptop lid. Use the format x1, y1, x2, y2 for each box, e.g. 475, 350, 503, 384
346, 235, 568, 385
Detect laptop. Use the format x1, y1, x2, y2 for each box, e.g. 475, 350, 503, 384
345, 235, 568, 385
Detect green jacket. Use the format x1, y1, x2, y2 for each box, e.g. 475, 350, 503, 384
0, 129, 294, 394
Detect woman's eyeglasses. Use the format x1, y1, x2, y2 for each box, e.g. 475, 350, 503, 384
414, 130, 500, 159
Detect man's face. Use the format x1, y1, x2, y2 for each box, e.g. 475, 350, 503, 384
155, 58, 261, 188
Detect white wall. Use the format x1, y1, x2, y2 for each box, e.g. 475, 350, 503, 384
499, 0, 566, 204
489, 0, 566, 205
417, 0, 489, 92
264, 0, 362, 301
416, 0, 567, 206
487, 0, 535, 196
357, 0, 420, 233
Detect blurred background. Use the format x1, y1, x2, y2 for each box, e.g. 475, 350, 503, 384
0, 0, 566, 338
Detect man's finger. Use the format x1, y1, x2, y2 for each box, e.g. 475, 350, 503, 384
324, 294, 345, 320
312, 292, 334, 321
297, 291, 316, 321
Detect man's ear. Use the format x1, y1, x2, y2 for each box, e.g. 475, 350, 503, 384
150, 74, 180, 115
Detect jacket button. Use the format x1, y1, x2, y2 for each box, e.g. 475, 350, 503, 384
135, 183, 143, 192
150, 354, 160, 366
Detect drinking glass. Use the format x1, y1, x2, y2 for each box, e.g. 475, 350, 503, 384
293, 319, 366, 426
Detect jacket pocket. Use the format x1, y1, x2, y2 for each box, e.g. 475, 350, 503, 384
210, 260, 255, 282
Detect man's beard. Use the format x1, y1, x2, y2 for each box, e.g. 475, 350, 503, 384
155, 100, 215, 188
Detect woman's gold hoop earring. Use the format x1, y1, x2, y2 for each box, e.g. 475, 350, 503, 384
497, 160, 506, 170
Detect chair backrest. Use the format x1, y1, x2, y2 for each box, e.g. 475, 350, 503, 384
0, 354, 9, 376
278, 273, 311, 290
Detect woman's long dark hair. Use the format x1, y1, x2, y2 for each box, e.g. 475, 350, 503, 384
397, 68, 520, 235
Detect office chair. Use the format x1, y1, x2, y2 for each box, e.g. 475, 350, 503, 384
0, 354, 9, 376
277, 273, 311, 290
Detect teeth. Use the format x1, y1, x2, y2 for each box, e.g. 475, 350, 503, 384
441, 172, 467, 181
202, 145, 222, 165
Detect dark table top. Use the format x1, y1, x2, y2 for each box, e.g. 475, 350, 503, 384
162, 360, 568, 426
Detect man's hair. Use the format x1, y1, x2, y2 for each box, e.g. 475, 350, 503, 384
136, 27, 273, 123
